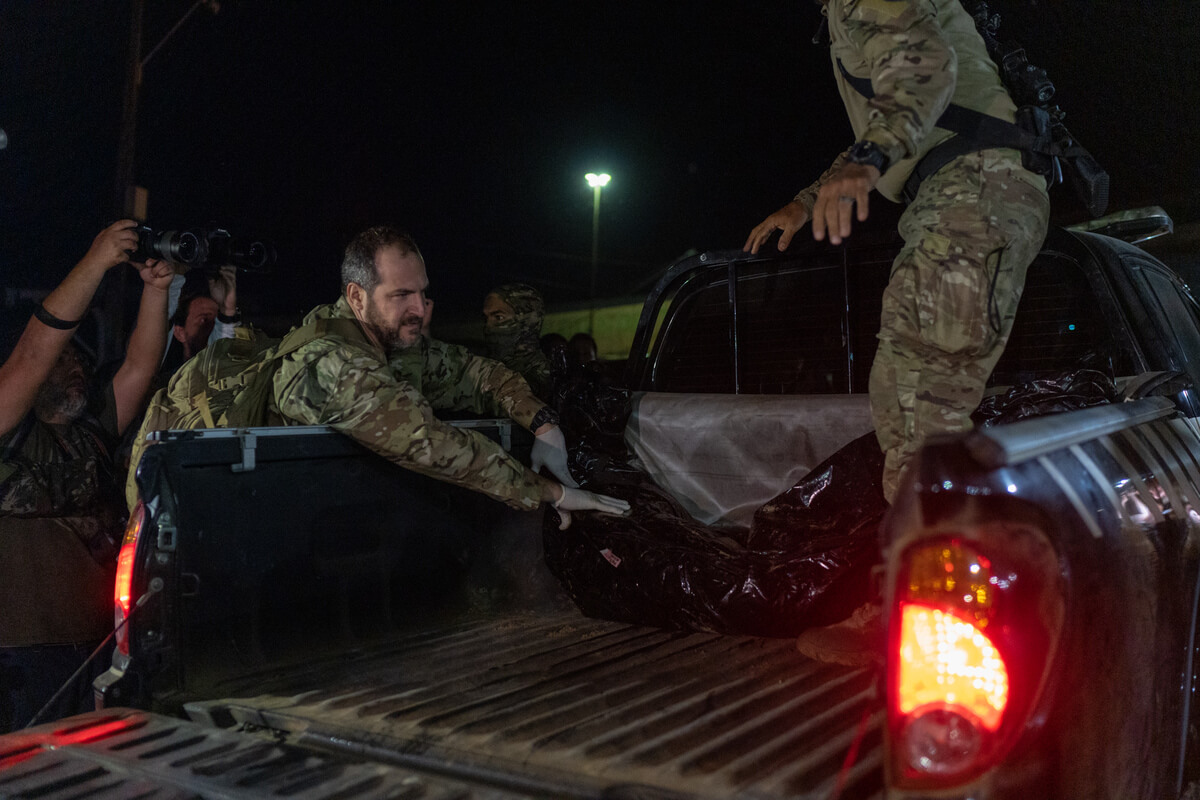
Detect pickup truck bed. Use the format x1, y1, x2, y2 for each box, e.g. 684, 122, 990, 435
4, 611, 881, 800
10, 223, 1200, 799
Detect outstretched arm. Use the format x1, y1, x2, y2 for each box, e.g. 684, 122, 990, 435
112, 259, 175, 434
744, 148, 851, 255
0, 220, 140, 436
207, 265, 241, 342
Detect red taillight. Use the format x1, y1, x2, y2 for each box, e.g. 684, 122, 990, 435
114, 502, 145, 656
898, 603, 1009, 730
888, 533, 1062, 790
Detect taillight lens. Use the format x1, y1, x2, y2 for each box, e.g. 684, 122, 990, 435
888, 533, 1062, 789
898, 603, 1009, 730
114, 501, 145, 657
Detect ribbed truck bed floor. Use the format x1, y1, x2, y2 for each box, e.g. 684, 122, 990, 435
0, 611, 885, 799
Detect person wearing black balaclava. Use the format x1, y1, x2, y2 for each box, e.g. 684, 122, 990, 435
482, 283, 552, 401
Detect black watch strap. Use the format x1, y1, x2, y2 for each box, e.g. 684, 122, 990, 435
217, 310, 242, 324
846, 140, 890, 173
530, 406, 559, 432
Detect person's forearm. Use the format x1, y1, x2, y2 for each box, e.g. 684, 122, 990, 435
471, 359, 543, 428
0, 256, 110, 435
112, 284, 169, 433
539, 477, 564, 504
795, 148, 851, 214
125, 284, 170, 375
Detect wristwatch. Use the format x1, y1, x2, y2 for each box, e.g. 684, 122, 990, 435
846, 140, 890, 173
530, 406, 559, 433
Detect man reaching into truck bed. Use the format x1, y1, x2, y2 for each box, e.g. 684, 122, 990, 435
269, 225, 629, 527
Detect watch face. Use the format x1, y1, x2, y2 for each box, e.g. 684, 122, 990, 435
849, 142, 886, 170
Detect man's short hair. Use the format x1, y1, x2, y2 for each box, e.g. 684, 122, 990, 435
172, 292, 214, 328
341, 226, 423, 294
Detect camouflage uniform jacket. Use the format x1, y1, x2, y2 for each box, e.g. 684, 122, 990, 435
270, 297, 554, 510
796, 0, 1019, 205
0, 386, 124, 645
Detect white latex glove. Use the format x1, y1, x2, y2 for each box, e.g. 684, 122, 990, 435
530, 425, 578, 488
552, 485, 631, 531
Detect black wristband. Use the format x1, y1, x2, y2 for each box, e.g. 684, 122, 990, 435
530, 406, 559, 433
846, 140, 890, 173
33, 303, 83, 330
217, 311, 241, 324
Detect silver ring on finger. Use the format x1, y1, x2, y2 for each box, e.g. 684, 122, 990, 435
838, 196, 855, 204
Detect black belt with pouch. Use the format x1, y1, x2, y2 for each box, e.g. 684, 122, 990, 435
903, 104, 1109, 218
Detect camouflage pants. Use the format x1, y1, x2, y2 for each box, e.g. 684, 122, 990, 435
869, 148, 1050, 502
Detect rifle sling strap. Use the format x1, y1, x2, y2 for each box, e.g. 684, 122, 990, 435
903, 103, 1091, 202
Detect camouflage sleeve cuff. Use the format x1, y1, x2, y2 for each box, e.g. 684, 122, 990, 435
859, 129, 908, 172
480, 362, 544, 430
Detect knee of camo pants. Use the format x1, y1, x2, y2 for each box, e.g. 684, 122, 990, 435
874, 150, 1049, 504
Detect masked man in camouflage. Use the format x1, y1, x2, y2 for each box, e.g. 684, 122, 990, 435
745, 0, 1050, 503
269, 226, 629, 524
0, 221, 174, 731
482, 283, 552, 400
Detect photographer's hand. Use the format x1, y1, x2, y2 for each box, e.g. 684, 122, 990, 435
80, 219, 140, 274
208, 265, 238, 317
136, 259, 175, 292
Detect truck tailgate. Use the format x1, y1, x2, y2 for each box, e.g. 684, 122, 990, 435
0, 707, 535, 799
187, 610, 884, 799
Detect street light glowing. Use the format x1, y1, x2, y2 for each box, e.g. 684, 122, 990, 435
584, 173, 611, 336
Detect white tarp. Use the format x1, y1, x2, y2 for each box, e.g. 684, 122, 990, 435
624, 392, 875, 529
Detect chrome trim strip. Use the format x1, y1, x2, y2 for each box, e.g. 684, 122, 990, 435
1167, 419, 1200, 490
1120, 428, 1170, 526
1069, 442, 1122, 524
1099, 434, 1159, 528
1039, 455, 1105, 539
1141, 423, 1197, 522
967, 397, 1175, 468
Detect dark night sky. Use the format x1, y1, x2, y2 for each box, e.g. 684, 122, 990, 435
2, 1, 1198, 331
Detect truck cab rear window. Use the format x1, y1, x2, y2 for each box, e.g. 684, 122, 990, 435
645, 248, 1129, 395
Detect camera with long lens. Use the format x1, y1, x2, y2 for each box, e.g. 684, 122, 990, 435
131, 225, 276, 272
131, 226, 202, 266
200, 227, 276, 273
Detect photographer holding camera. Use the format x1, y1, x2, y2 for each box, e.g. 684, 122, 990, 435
0, 219, 173, 731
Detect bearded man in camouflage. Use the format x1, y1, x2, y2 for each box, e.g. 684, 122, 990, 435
745, 0, 1050, 503
270, 226, 628, 524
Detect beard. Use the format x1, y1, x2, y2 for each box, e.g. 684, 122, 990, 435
363, 300, 424, 354
34, 379, 88, 423
184, 329, 209, 357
